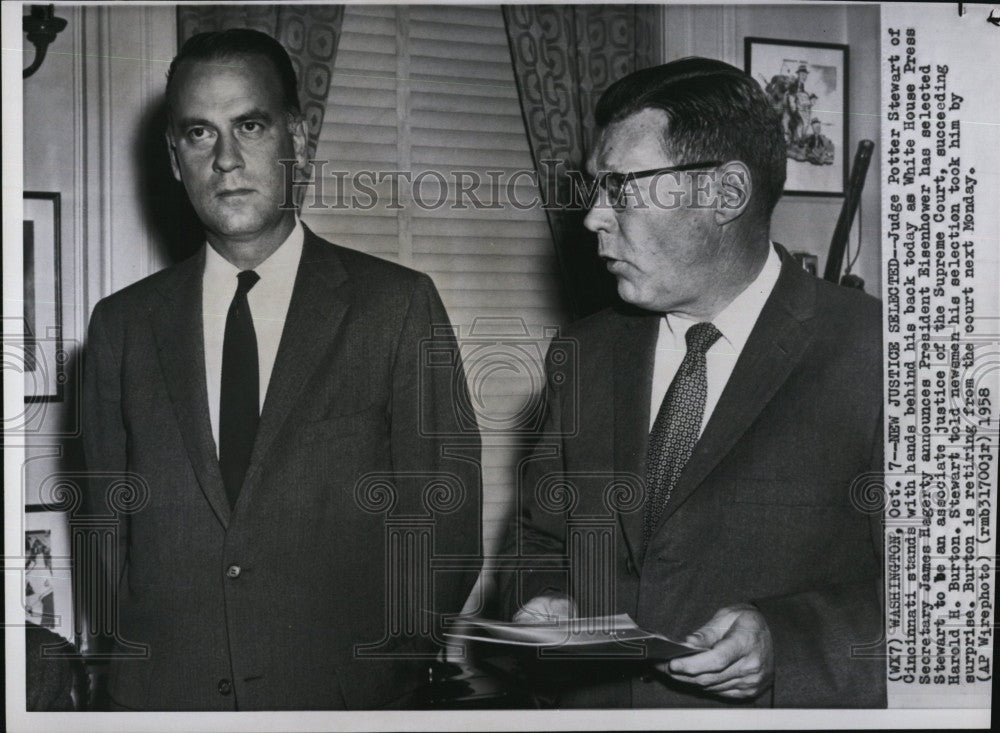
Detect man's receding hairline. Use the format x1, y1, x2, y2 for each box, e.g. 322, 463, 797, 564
598, 106, 676, 162
166, 51, 300, 121
169, 51, 283, 86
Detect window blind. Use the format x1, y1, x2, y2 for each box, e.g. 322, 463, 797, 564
303, 4, 569, 556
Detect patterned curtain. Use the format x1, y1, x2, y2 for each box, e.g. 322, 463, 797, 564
503, 5, 659, 319
176, 5, 345, 164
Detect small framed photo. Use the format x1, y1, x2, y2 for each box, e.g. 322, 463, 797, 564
22, 191, 66, 402
24, 506, 75, 645
745, 38, 849, 196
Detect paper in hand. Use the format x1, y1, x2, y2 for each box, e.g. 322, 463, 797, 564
445, 614, 704, 660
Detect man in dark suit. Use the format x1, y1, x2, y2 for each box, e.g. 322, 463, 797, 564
82, 29, 480, 710
501, 58, 884, 708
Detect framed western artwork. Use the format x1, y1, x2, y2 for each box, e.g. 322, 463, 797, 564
745, 37, 849, 196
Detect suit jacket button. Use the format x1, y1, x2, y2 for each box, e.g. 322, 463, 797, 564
226, 565, 241, 579
218, 679, 232, 695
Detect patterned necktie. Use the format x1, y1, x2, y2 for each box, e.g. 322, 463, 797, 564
642, 321, 722, 549
219, 270, 261, 509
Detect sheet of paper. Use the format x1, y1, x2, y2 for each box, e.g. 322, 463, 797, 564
447, 614, 704, 660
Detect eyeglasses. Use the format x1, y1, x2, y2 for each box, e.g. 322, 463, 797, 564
586, 160, 722, 207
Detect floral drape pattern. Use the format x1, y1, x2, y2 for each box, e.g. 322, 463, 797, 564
176, 5, 345, 164
503, 5, 659, 318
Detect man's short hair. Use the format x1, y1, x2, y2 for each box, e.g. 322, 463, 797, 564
595, 57, 787, 218
166, 28, 301, 118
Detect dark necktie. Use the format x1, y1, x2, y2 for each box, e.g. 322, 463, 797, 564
642, 321, 722, 549
219, 270, 261, 509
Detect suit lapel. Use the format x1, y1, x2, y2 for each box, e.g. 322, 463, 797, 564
148, 249, 232, 528
238, 226, 352, 502
654, 252, 817, 529
613, 312, 659, 565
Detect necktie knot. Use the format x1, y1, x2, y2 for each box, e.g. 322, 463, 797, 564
236, 270, 260, 296
685, 322, 721, 355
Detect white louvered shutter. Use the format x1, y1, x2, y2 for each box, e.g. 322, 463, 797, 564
303, 4, 568, 556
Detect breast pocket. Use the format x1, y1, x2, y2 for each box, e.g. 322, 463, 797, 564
299, 406, 386, 444
731, 477, 852, 507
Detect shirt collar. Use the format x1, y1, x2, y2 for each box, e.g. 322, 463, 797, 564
255, 219, 304, 283
663, 242, 782, 354
710, 242, 782, 354
203, 218, 305, 283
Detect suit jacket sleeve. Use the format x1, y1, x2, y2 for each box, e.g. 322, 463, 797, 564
388, 274, 482, 634
752, 407, 886, 707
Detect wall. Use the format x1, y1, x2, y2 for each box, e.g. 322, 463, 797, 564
662, 3, 882, 297
20, 5, 178, 504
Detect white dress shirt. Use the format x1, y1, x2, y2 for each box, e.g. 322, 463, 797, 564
203, 220, 304, 455
649, 244, 782, 433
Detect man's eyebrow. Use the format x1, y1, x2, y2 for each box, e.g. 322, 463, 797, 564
232, 108, 275, 125
176, 116, 213, 130
175, 109, 275, 130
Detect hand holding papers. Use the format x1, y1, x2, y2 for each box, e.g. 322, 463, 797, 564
658, 604, 774, 699
512, 591, 577, 625
446, 613, 704, 660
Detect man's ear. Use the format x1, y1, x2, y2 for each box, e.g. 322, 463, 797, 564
289, 114, 308, 170
714, 160, 751, 225
165, 129, 182, 183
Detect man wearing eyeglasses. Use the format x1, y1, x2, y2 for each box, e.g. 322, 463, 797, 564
502, 58, 884, 708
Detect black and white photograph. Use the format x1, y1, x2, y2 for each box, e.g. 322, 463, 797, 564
23, 506, 75, 644
3, 1, 997, 731
21, 191, 65, 401
24, 528, 55, 627
745, 37, 849, 195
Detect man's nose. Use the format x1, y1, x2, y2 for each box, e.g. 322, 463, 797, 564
212, 132, 244, 173
583, 197, 614, 233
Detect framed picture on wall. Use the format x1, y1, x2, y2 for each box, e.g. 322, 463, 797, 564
24, 505, 75, 645
22, 191, 66, 402
745, 38, 849, 196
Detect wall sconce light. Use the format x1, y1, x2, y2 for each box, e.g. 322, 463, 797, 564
23, 4, 67, 79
